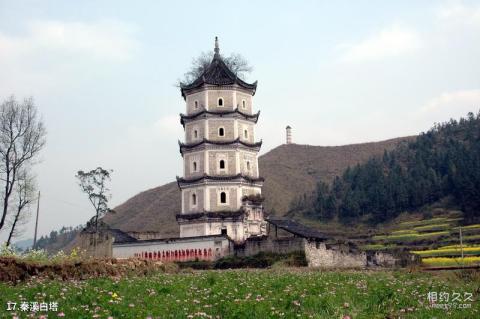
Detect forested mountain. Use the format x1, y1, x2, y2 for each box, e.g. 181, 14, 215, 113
34, 225, 83, 252
305, 112, 480, 224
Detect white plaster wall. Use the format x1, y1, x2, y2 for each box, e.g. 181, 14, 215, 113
206, 220, 246, 242
113, 237, 231, 260
180, 223, 207, 237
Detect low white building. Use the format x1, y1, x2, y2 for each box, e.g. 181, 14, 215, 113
112, 235, 233, 261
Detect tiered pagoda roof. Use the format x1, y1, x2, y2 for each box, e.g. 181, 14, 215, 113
179, 138, 262, 154
176, 173, 264, 188
176, 210, 245, 223
180, 37, 257, 99
180, 108, 260, 127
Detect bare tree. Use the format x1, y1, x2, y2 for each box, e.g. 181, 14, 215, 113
224, 53, 253, 78
179, 51, 253, 86
75, 167, 113, 251
6, 169, 36, 246
0, 96, 46, 232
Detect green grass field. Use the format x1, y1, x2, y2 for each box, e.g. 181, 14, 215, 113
1, 269, 479, 318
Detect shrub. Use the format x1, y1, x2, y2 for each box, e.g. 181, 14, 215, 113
214, 251, 307, 269
0, 244, 18, 258
176, 260, 213, 270
22, 249, 49, 263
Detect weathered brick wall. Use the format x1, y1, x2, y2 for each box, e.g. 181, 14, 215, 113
236, 237, 305, 257
209, 187, 238, 211
237, 121, 254, 143
185, 122, 205, 143
208, 150, 236, 175
208, 90, 234, 111
239, 150, 258, 177
236, 91, 252, 113
241, 186, 261, 197
208, 119, 235, 140
186, 91, 206, 114
78, 231, 113, 258
304, 241, 366, 268
184, 152, 204, 178
366, 250, 419, 267
182, 188, 205, 212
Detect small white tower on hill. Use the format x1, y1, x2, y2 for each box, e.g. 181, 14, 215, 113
286, 125, 292, 144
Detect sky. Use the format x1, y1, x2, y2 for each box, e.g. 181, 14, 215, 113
0, 0, 479, 242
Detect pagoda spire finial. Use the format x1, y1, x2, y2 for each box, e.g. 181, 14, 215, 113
214, 36, 220, 57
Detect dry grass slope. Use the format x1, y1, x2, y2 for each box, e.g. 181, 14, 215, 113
102, 137, 412, 238
260, 137, 413, 216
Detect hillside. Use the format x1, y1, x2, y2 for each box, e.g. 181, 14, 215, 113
103, 182, 180, 236
102, 137, 411, 237
260, 137, 413, 216
304, 112, 480, 224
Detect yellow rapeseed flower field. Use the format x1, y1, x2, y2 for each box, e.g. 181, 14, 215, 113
422, 256, 480, 266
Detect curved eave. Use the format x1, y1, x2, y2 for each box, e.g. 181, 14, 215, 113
176, 174, 264, 188
180, 109, 260, 127
181, 80, 257, 99
179, 138, 262, 154
176, 210, 245, 222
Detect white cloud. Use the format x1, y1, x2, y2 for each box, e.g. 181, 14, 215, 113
436, 1, 480, 26
126, 114, 183, 142
0, 19, 138, 62
338, 25, 421, 63
419, 89, 480, 115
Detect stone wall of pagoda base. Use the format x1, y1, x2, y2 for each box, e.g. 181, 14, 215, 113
180, 221, 246, 243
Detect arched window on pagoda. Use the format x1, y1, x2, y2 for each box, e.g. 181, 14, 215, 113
194, 130, 198, 139
219, 127, 225, 136
242, 100, 246, 109
218, 98, 223, 107
244, 129, 248, 139
193, 161, 197, 172
219, 160, 225, 170
192, 193, 197, 206
220, 191, 227, 204
194, 100, 199, 109
246, 161, 251, 172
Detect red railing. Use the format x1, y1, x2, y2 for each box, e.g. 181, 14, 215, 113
133, 248, 214, 261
